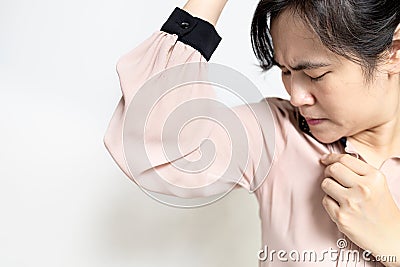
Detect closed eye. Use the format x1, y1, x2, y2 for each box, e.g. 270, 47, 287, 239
310, 72, 331, 82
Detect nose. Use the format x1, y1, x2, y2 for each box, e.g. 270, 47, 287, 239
288, 78, 315, 107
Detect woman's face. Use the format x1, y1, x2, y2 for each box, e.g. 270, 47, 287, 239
270, 10, 400, 144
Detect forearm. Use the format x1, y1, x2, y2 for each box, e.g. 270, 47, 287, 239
182, 0, 228, 26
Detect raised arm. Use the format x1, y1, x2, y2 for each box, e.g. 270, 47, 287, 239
182, 0, 228, 26
103, 2, 275, 205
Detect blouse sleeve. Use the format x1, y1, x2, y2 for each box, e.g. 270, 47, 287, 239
103, 8, 276, 199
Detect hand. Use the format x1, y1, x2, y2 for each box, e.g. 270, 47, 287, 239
320, 153, 400, 266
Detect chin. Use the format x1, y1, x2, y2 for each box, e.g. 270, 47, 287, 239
311, 132, 342, 144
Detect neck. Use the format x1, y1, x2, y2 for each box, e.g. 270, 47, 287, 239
348, 106, 400, 167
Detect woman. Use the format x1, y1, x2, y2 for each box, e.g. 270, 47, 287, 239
104, 0, 400, 266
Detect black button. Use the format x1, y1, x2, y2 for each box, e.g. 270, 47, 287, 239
180, 21, 190, 29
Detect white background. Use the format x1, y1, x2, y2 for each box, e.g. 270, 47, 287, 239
0, 0, 288, 266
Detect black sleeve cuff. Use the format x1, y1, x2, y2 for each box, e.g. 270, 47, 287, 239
160, 7, 222, 61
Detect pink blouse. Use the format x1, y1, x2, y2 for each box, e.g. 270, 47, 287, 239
104, 31, 400, 266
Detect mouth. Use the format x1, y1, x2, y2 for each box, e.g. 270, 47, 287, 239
305, 117, 326, 126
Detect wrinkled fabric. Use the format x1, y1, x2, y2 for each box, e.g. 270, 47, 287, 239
104, 31, 400, 266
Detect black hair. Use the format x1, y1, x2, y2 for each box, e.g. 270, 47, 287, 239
250, 0, 400, 80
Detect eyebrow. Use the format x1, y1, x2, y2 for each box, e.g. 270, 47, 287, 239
273, 58, 331, 71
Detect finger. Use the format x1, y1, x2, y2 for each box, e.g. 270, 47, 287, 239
321, 177, 349, 204
324, 162, 358, 188
320, 153, 373, 176
322, 194, 340, 224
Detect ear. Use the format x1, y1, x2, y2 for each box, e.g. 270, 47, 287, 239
385, 23, 400, 75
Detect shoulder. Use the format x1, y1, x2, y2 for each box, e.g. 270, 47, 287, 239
260, 97, 319, 151
260, 97, 340, 156
264, 97, 296, 118
262, 97, 301, 133
233, 97, 300, 137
